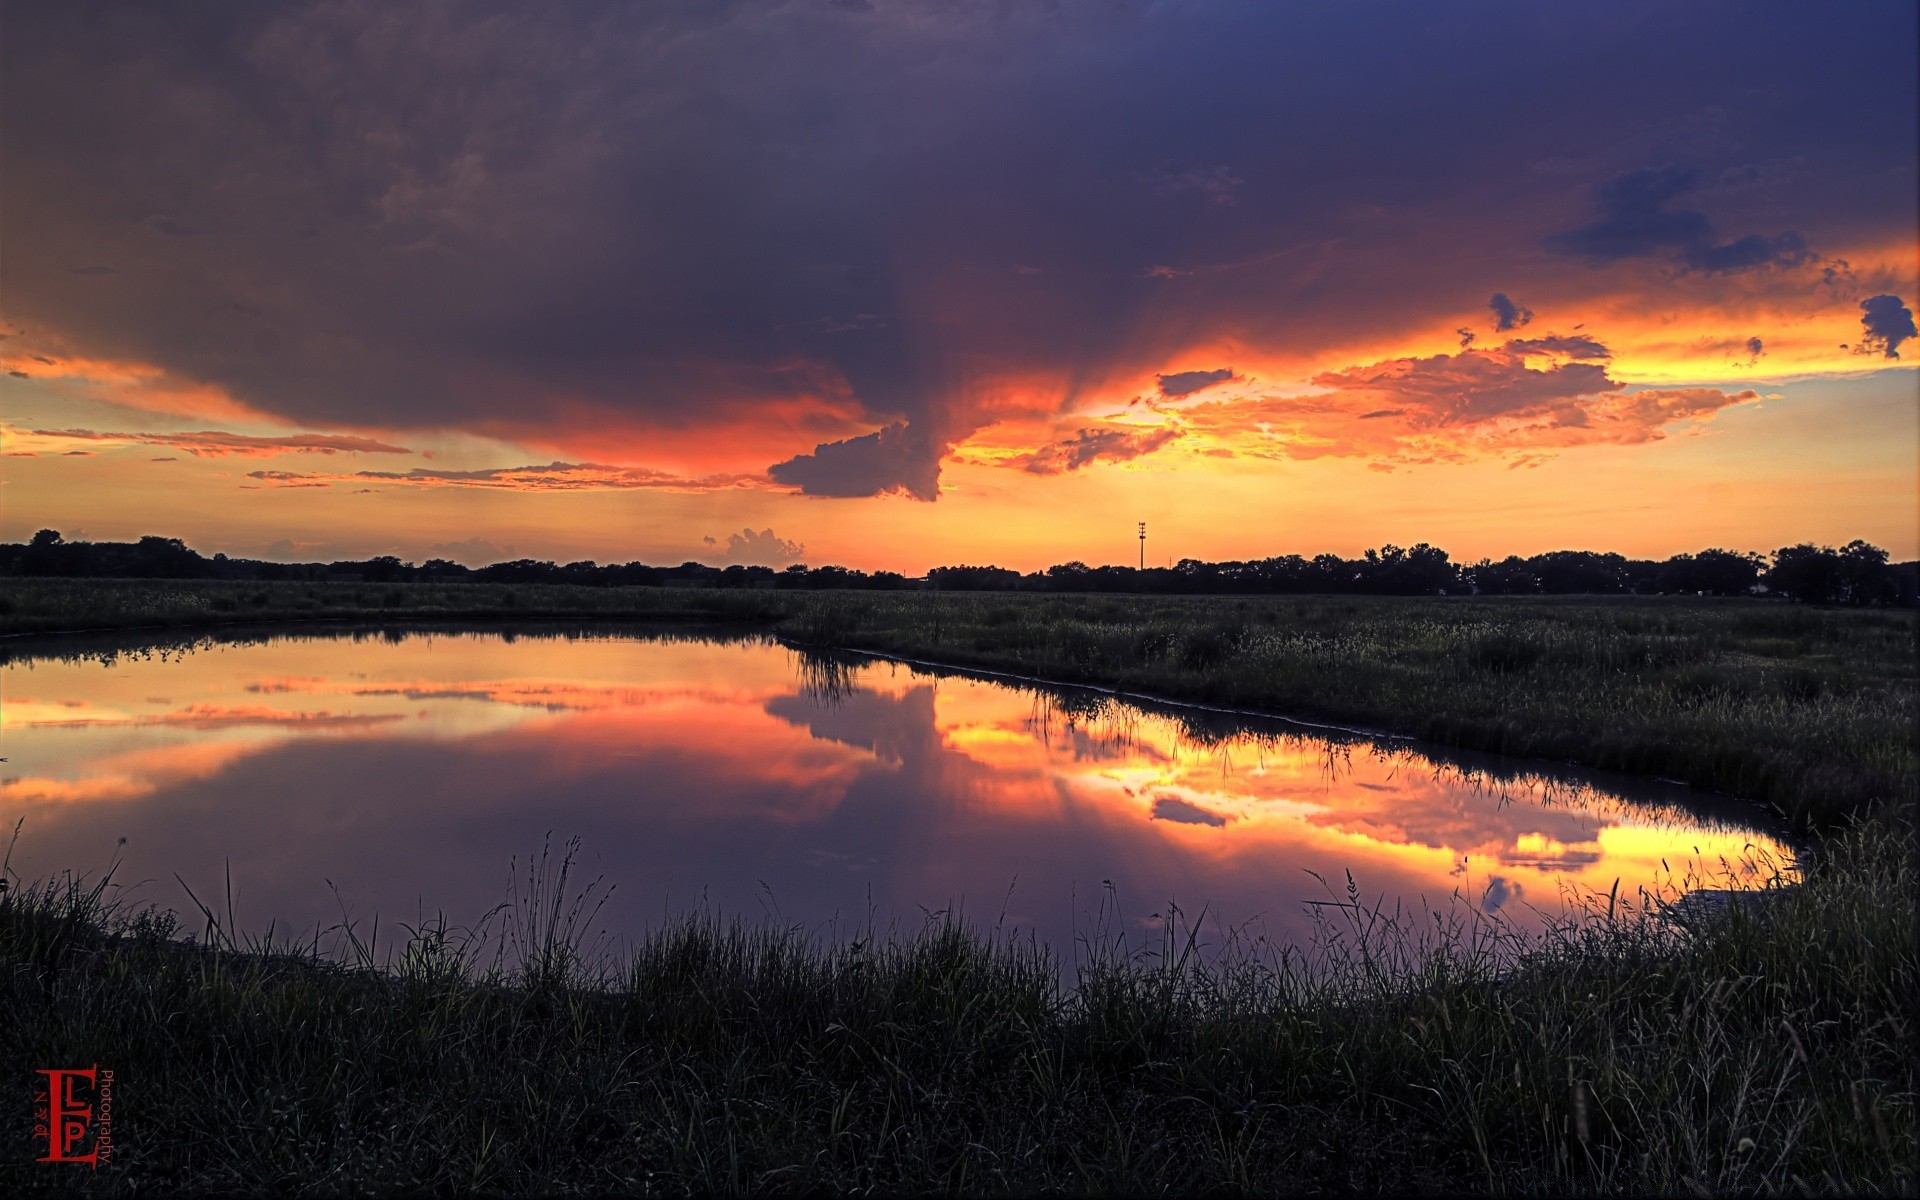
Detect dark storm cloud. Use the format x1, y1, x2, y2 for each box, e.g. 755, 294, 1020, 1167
1489, 293, 1533, 332
1503, 335, 1610, 360
1546, 166, 1713, 262
1156, 368, 1236, 398
1857, 295, 1916, 359
1546, 165, 1815, 273
5, 1, 1914, 496
1684, 232, 1811, 274
769, 422, 940, 499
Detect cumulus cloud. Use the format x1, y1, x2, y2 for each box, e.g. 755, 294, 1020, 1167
1156, 368, 1238, 398
261, 537, 346, 561
1856, 294, 1916, 358
428, 537, 515, 565
1007, 424, 1181, 475
29, 428, 411, 457
1488, 293, 1533, 331
703, 527, 806, 566
1545, 164, 1813, 273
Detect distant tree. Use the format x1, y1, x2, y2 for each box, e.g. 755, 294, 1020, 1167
1767, 544, 1843, 603
1310, 553, 1355, 591
1465, 556, 1539, 595
930, 565, 1021, 591
1526, 550, 1628, 594
1043, 561, 1091, 591
1360, 543, 1459, 594
30, 529, 62, 547
1765, 542, 1896, 605
1836, 540, 1895, 605
1891, 560, 1920, 607
1656, 549, 1765, 596
357, 555, 411, 582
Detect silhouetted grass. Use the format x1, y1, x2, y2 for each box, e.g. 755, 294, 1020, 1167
1, 818, 1909, 1194
0, 577, 791, 636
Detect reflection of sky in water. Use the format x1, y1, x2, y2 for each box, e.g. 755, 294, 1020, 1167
0, 628, 1794, 956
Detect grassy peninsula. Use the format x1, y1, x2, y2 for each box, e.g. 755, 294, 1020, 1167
1, 579, 1913, 1193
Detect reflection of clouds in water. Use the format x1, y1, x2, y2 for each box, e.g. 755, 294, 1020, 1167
764, 687, 937, 767
1498, 834, 1604, 871
1150, 796, 1230, 827
1060, 722, 1151, 765
858, 668, 1727, 879
4, 631, 1796, 961
1305, 772, 1605, 864
1481, 875, 1524, 914
20, 701, 406, 732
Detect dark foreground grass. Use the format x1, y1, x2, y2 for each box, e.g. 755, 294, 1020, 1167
0, 819, 1910, 1195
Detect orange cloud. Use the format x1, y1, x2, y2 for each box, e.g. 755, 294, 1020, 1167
247, 461, 768, 493
27, 427, 411, 457
0, 335, 265, 421
1170, 338, 1761, 468
1005, 424, 1183, 475
471, 388, 875, 478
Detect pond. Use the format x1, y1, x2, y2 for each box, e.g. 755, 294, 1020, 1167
0, 625, 1794, 963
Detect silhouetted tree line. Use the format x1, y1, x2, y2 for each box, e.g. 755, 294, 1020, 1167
2, 529, 1914, 606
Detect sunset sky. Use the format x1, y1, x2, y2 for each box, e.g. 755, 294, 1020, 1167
4, 0, 1916, 572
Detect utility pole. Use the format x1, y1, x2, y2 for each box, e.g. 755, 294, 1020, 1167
1137, 521, 1146, 571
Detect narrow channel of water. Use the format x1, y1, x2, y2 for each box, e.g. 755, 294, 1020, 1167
0, 624, 1794, 963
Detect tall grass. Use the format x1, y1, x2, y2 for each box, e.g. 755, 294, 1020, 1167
0, 819, 1909, 1193
776, 592, 1916, 830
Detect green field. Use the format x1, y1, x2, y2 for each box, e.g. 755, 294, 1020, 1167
1, 579, 1913, 1192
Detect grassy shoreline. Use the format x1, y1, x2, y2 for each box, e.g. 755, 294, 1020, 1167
2, 578, 1913, 1191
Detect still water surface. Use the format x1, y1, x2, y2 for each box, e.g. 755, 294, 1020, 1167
1, 626, 1792, 958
